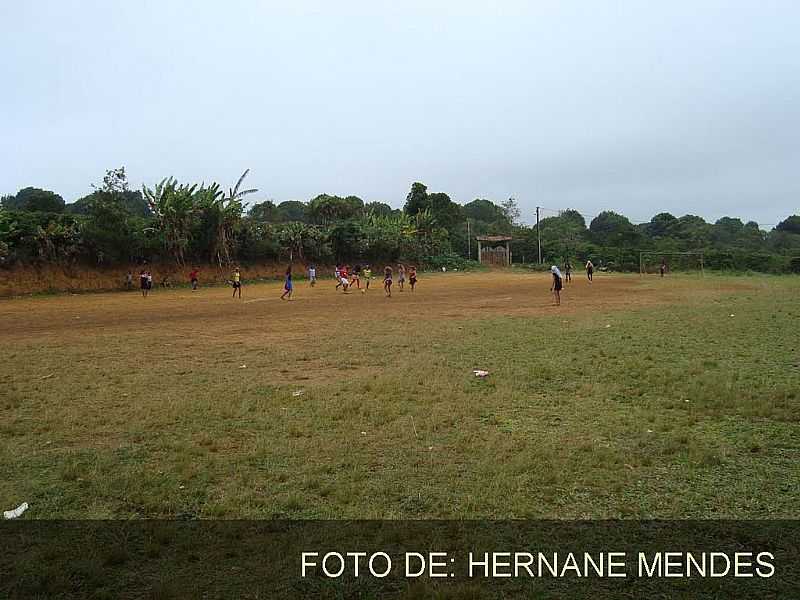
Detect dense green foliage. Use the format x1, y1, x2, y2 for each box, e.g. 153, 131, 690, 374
1, 168, 799, 271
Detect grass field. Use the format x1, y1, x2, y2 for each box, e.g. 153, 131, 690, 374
1, 271, 798, 519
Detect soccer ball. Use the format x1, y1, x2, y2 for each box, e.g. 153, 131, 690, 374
361, 289, 366, 294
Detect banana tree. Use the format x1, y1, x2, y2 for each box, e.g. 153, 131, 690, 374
205, 170, 256, 265
143, 177, 198, 265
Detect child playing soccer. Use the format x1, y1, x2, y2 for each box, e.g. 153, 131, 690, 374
564, 262, 572, 283
408, 265, 417, 292
189, 267, 199, 290
308, 264, 316, 287
339, 265, 350, 292
232, 267, 242, 298
383, 266, 393, 297
550, 265, 563, 306
281, 265, 293, 300
350, 264, 361, 289
334, 265, 342, 290
140, 270, 149, 297
363, 265, 372, 290
397, 263, 406, 291
585, 259, 594, 283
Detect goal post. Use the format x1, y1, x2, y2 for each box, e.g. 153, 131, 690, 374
639, 251, 705, 276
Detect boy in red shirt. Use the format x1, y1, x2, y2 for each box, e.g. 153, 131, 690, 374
189, 267, 199, 291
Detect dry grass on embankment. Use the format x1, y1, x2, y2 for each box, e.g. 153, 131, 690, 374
0, 262, 319, 296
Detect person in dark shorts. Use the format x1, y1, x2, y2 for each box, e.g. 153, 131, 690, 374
140, 270, 149, 297
125, 271, 133, 290
231, 267, 242, 298
363, 265, 372, 290
550, 265, 563, 306
660, 259, 667, 277
383, 266, 393, 297
564, 262, 572, 283
585, 260, 594, 283
189, 267, 199, 290
408, 265, 417, 292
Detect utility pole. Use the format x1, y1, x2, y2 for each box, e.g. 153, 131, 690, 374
536, 206, 542, 264
466, 218, 471, 259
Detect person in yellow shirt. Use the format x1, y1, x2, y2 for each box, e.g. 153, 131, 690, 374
231, 267, 242, 299
363, 265, 372, 291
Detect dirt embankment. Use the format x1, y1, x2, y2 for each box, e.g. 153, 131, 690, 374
0, 261, 325, 296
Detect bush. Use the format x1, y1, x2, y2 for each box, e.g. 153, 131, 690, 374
423, 253, 481, 271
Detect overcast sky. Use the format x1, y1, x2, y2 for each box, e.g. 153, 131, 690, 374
2, 0, 798, 227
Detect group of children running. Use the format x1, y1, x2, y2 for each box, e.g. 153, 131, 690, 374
133, 263, 418, 301
332, 263, 417, 297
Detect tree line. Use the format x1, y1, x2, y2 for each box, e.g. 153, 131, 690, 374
1, 167, 799, 273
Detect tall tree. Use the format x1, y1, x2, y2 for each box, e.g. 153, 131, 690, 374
248, 200, 278, 222
404, 182, 429, 215
3, 187, 65, 213
501, 197, 521, 225
589, 211, 639, 246
776, 215, 800, 235
275, 200, 308, 222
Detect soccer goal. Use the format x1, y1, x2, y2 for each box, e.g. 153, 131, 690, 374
639, 251, 705, 276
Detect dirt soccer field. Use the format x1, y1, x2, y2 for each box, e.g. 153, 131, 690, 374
1, 271, 798, 519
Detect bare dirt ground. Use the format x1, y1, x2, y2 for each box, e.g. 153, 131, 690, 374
0, 271, 742, 341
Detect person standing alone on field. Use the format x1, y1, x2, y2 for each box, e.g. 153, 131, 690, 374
660, 258, 667, 278
564, 262, 572, 283
125, 271, 133, 290
231, 267, 242, 299
189, 267, 199, 290
550, 265, 563, 306
281, 264, 293, 300
586, 259, 594, 283
308, 264, 316, 287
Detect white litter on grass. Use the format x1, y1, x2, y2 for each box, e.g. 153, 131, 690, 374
292, 390, 304, 397
361, 431, 367, 436
4, 502, 29, 519
473, 369, 489, 378
647, 429, 654, 433
729, 314, 735, 317
605, 324, 611, 328
239, 364, 247, 369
